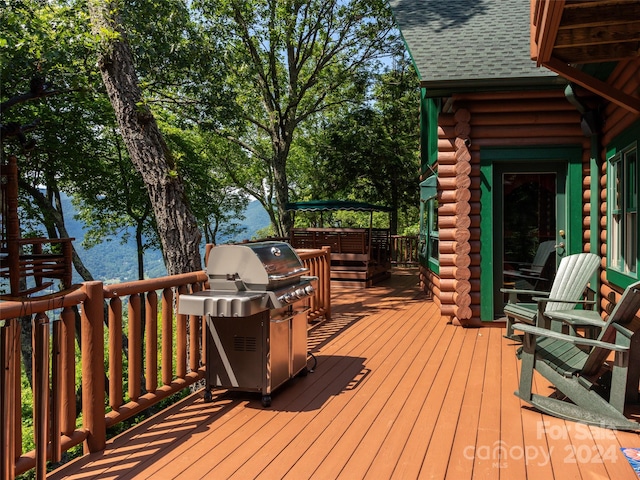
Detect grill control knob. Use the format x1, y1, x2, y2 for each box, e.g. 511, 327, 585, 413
304, 285, 315, 295
278, 292, 294, 304
295, 288, 306, 298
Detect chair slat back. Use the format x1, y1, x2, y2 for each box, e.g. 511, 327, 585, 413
545, 253, 600, 313
530, 240, 556, 274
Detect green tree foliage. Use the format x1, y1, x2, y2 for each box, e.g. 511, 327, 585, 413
297, 55, 420, 234
165, 126, 250, 246
2, 0, 417, 274
1, 0, 247, 278
192, 0, 398, 237
1, 0, 110, 281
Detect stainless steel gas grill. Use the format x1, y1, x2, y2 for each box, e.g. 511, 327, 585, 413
178, 241, 317, 407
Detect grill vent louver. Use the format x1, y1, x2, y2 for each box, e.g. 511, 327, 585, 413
234, 336, 257, 352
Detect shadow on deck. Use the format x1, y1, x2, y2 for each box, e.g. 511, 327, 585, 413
49, 268, 640, 479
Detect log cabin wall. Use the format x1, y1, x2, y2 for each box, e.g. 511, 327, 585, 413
596, 58, 640, 316
422, 89, 590, 326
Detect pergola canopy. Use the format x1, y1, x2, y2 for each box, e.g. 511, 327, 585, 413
285, 200, 393, 213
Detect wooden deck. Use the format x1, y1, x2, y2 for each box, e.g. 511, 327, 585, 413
49, 268, 640, 479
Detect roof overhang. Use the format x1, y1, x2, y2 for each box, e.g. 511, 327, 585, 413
420, 76, 565, 98
530, 0, 640, 114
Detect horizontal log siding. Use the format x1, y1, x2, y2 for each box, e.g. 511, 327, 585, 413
423, 90, 592, 326
598, 58, 640, 314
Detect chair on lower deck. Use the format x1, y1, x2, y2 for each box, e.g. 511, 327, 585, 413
502, 252, 600, 339
513, 281, 640, 430
503, 240, 556, 291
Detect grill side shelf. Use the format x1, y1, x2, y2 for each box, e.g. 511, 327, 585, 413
178, 291, 267, 317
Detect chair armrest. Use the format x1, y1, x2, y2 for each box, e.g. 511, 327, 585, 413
558, 316, 604, 328
504, 271, 548, 282
612, 322, 634, 339
532, 297, 596, 306
505, 261, 532, 268
520, 267, 546, 277
500, 288, 549, 296
512, 323, 629, 352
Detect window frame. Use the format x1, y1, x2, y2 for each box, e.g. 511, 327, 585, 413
606, 123, 639, 288
419, 174, 439, 273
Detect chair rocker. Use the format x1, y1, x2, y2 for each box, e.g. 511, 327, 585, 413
513, 281, 640, 431
502, 252, 600, 339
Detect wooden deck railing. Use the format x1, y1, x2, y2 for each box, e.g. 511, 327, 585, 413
391, 235, 419, 266
1, 155, 75, 297
0, 272, 208, 479
0, 247, 330, 479
296, 247, 332, 322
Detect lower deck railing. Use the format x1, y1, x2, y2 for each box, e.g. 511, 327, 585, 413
0, 247, 330, 479
391, 235, 419, 266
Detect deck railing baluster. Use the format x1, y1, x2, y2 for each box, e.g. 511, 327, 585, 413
61, 306, 76, 436
108, 296, 124, 410
176, 285, 188, 379
162, 287, 174, 386
390, 235, 419, 267
50, 314, 62, 463
145, 290, 158, 393
128, 293, 142, 401
0, 262, 331, 478
295, 247, 331, 322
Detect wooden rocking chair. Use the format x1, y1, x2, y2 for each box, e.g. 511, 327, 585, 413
513, 280, 640, 430
502, 252, 600, 339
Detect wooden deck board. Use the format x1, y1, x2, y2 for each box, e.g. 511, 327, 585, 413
362, 314, 452, 479
279, 302, 435, 478
49, 269, 640, 480
500, 336, 553, 480
390, 321, 466, 479
444, 327, 489, 480
324, 303, 441, 479
470, 327, 502, 480
228, 304, 432, 478
417, 324, 479, 480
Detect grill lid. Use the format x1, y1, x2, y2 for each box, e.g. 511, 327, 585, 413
179, 241, 317, 316
207, 241, 308, 291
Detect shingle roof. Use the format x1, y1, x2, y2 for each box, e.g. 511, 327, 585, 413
388, 0, 561, 95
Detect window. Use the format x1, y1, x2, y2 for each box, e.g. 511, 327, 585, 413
608, 141, 638, 283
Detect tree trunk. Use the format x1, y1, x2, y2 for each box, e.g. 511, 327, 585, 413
136, 220, 144, 281
87, 0, 201, 275
272, 132, 293, 237
272, 155, 291, 237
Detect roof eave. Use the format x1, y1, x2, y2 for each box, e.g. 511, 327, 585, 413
419, 75, 565, 98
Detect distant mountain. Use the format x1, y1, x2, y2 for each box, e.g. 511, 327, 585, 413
60, 194, 270, 284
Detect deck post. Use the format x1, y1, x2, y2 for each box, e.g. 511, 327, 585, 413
0, 320, 18, 479
5, 156, 21, 296
81, 281, 106, 453
33, 313, 49, 479
322, 246, 332, 321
